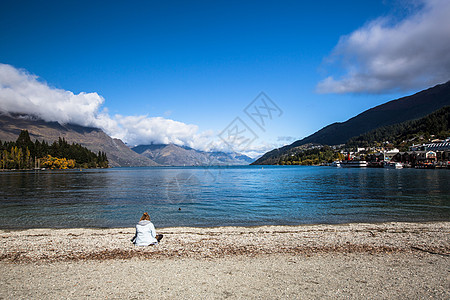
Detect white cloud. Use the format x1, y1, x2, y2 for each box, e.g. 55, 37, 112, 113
116, 115, 201, 146
0, 63, 273, 157
239, 142, 279, 159
0, 63, 206, 147
317, 0, 450, 94
209, 138, 280, 159
0, 63, 106, 126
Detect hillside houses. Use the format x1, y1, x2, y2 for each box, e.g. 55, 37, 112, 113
342, 138, 450, 168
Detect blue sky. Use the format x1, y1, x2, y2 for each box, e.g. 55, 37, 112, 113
1, 0, 449, 157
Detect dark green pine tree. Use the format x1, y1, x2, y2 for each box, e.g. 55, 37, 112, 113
16, 130, 34, 152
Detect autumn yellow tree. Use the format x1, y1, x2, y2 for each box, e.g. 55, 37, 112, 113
41, 155, 76, 169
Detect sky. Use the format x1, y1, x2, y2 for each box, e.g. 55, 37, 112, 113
1, 0, 449, 157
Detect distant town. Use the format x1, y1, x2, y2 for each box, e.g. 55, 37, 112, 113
277, 136, 450, 169
334, 137, 450, 169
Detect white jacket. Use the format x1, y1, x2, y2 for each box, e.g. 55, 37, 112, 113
133, 220, 158, 246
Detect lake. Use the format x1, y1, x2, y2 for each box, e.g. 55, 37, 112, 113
0, 166, 449, 228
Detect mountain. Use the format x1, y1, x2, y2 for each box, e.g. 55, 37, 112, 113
131, 143, 254, 166
0, 114, 158, 167
346, 105, 450, 147
208, 151, 255, 165
253, 81, 450, 165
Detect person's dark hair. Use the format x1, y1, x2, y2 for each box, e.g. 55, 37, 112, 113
140, 212, 151, 221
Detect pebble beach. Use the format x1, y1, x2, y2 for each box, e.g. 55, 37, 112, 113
1, 222, 449, 299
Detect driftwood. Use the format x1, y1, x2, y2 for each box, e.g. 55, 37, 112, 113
411, 246, 450, 257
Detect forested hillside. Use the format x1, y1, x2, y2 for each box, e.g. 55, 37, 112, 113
277, 106, 450, 166
346, 106, 450, 149
0, 130, 108, 169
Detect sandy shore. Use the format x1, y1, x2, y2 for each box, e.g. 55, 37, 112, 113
1, 222, 449, 299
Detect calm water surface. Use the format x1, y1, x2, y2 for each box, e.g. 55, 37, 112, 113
0, 166, 449, 228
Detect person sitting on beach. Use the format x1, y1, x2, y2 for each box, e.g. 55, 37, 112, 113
131, 212, 163, 246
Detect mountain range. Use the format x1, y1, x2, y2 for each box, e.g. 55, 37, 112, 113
0, 113, 253, 167
131, 144, 254, 166
253, 80, 450, 165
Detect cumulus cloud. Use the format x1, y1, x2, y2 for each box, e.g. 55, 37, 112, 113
115, 115, 203, 146
0, 63, 204, 145
0, 63, 271, 157
317, 0, 450, 94
0, 63, 106, 126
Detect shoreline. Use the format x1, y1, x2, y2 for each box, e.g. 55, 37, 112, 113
2, 221, 449, 299
1, 221, 449, 262
1, 219, 448, 231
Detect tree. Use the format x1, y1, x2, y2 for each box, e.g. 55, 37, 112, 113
16, 130, 34, 153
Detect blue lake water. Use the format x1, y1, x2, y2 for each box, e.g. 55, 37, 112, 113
0, 166, 449, 229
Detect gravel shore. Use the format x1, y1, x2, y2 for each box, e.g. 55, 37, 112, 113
1, 222, 449, 299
